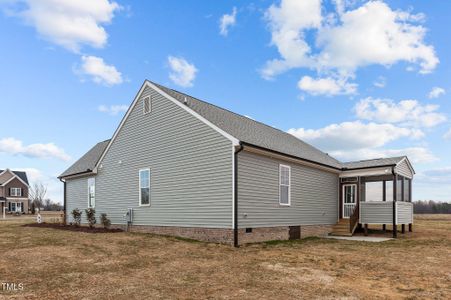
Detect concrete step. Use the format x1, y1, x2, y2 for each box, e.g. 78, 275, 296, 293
330, 232, 353, 237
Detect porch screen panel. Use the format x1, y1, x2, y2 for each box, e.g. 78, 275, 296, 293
365, 182, 383, 202
404, 178, 410, 202
397, 177, 403, 201
385, 181, 393, 201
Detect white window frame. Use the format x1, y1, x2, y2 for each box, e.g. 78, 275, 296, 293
139, 168, 151, 206
87, 178, 95, 208
143, 96, 151, 115
279, 164, 291, 206
10, 188, 22, 197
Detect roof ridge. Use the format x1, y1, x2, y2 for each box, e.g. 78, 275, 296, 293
150, 81, 341, 164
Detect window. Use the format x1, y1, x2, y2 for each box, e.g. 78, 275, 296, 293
10, 188, 21, 197
143, 96, 151, 114
88, 178, 95, 208
279, 164, 291, 205
139, 169, 151, 206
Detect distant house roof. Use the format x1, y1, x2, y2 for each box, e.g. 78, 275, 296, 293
0, 170, 29, 185
341, 157, 407, 169
58, 140, 110, 178
59, 81, 413, 178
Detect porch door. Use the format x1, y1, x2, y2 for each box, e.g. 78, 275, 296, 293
16, 202, 22, 213
343, 184, 357, 218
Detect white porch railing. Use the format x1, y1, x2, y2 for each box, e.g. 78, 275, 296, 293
343, 203, 356, 218
360, 201, 413, 225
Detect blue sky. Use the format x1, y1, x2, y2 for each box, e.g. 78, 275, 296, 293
0, 0, 450, 203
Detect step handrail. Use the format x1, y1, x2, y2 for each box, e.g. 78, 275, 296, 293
349, 204, 359, 234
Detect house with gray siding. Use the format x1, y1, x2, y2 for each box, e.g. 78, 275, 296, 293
59, 80, 415, 245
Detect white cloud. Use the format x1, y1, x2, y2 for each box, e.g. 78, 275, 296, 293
80, 55, 123, 86
316, 1, 438, 74
98, 104, 128, 116
262, 0, 438, 92
288, 121, 423, 152
373, 76, 386, 88
261, 0, 321, 79
167, 56, 198, 87
335, 147, 437, 164
0, 137, 70, 161
298, 75, 357, 96
428, 86, 445, 99
355, 97, 447, 128
219, 7, 237, 36
444, 128, 451, 141
4, 0, 121, 52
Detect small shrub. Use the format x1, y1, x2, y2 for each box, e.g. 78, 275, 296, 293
85, 208, 96, 229
100, 213, 111, 229
71, 209, 82, 227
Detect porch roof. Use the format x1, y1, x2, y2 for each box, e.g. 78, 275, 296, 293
342, 156, 406, 170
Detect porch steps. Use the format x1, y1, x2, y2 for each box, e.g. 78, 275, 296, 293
330, 219, 353, 237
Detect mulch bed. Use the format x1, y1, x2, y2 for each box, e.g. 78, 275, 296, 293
23, 223, 123, 233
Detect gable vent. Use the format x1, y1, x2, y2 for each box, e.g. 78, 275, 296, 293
143, 96, 151, 114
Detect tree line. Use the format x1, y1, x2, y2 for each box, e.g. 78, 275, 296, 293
413, 200, 451, 214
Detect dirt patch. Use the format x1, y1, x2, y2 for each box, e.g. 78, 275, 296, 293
22, 223, 123, 233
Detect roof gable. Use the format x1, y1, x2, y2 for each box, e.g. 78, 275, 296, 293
58, 140, 110, 178
0, 169, 29, 186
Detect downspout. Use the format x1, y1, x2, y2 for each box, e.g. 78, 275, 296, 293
234, 143, 244, 247
59, 178, 66, 225
391, 167, 397, 238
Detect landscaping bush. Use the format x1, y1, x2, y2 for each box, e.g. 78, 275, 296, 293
71, 209, 82, 227
100, 213, 111, 229
85, 208, 96, 229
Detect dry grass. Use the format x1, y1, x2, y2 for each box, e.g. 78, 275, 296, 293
0, 215, 450, 299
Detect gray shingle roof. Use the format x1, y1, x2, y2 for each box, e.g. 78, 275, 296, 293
0, 170, 29, 185
60, 81, 411, 178
58, 140, 110, 178
341, 157, 406, 169
152, 82, 343, 169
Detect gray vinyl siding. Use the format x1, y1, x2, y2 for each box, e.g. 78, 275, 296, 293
66, 177, 90, 223
91, 86, 233, 228
395, 160, 413, 179
237, 150, 338, 228
360, 202, 393, 224
397, 202, 413, 224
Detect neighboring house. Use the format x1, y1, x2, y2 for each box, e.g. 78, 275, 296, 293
0, 169, 30, 214
59, 80, 414, 245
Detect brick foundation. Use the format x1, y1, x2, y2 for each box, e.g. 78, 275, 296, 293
300, 224, 333, 238
112, 224, 234, 244
238, 226, 289, 244
109, 224, 333, 245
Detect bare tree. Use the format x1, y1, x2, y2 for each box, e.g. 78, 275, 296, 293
29, 182, 47, 211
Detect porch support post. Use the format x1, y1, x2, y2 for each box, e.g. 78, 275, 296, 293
392, 173, 398, 238
364, 224, 368, 236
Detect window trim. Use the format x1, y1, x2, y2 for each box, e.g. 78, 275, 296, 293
279, 164, 291, 206
143, 96, 151, 115
139, 168, 151, 207
10, 187, 22, 197
87, 178, 95, 208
